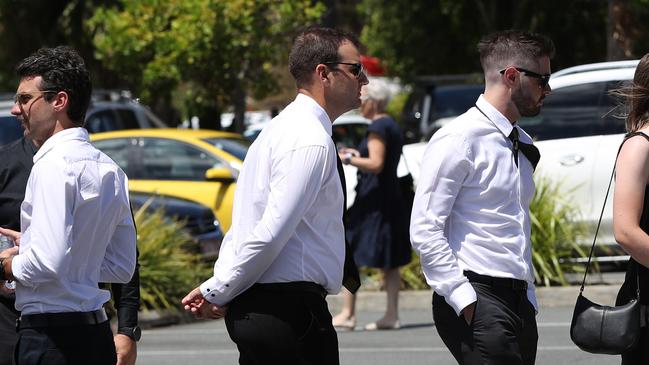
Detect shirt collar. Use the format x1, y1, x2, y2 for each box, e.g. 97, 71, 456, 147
475, 94, 516, 137
33, 127, 89, 164
295, 93, 333, 136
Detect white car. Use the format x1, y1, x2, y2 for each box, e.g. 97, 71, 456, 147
403, 60, 638, 262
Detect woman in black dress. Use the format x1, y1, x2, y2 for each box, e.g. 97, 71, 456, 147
332, 80, 411, 330
613, 53, 649, 364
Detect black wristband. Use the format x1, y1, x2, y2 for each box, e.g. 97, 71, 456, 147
117, 326, 141, 342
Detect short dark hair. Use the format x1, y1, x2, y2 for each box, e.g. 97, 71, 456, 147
288, 26, 361, 87
16, 46, 92, 126
478, 30, 555, 72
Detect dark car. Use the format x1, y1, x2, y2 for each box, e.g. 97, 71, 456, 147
129, 193, 224, 258
401, 78, 484, 143
0, 91, 166, 148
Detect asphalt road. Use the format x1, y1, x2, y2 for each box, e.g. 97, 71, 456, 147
137, 305, 621, 365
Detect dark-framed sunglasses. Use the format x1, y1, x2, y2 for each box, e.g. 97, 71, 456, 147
323, 62, 365, 79
13, 90, 58, 105
499, 67, 551, 87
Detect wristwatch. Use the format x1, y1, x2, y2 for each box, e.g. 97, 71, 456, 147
118, 326, 142, 342
343, 152, 353, 165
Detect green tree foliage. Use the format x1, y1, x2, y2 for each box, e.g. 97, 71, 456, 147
357, 0, 649, 83
88, 0, 324, 130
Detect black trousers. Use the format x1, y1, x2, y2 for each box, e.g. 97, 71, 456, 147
433, 278, 538, 365
224, 282, 339, 365
15, 321, 116, 365
0, 298, 18, 365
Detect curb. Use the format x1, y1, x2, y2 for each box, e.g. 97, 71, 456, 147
137, 283, 624, 329
326, 284, 622, 313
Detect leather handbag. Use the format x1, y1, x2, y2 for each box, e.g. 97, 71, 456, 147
570, 138, 641, 354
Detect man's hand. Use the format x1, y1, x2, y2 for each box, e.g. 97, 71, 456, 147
114, 334, 137, 365
0, 227, 21, 246
461, 301, 477, 325
182, 287, 228, 319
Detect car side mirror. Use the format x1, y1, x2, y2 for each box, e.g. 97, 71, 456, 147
205, 167, 235, 182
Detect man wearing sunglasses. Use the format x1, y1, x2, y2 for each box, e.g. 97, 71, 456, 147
182, 26, 367, 364
411, 30, 554, 365
0, 46, 137, 365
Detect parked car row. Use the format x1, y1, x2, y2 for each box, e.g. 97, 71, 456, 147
91, 129, 250, 232
0, 91, 167, 148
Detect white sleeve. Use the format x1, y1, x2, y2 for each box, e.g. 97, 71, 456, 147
409, 132, 476, 315
200, 145, 329, 306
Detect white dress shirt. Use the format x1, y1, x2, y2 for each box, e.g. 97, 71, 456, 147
200, 93, 345, 306
410, 95, 537, 315
12, 128, 136, 315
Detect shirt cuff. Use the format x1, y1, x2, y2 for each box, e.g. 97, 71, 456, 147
200, 278, 227, 306
445, 281, 477, 316
10, 255, 27, 287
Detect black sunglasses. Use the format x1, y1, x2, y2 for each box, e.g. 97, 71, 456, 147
499, 67, 551, 87
323, 62, 365, 78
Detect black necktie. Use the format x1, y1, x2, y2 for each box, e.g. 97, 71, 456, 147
508, 127, 541, 171
335, 153, 361, 293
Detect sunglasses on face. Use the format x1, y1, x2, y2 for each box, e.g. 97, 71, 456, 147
324, 62, 365, 79
499, 67, 551, 87
13, 90, 57, 105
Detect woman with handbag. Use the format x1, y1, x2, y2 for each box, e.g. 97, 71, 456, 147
613, 53, 649, 364
332, 79, 411, 331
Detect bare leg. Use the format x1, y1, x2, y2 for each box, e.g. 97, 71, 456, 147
366, 267, 401, 330
332, 287, 356, 329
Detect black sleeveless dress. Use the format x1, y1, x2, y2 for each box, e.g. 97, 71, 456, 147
346, 116, 411, 269
615, 131, 649, 364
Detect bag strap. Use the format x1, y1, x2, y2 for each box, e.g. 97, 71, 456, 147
579, 132, 649, 297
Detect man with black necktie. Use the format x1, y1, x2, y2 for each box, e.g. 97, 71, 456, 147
182, 26, 365, 365
410, 30, 553, 365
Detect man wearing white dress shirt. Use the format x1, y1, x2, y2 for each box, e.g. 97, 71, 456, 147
182, 27, 367, 364
0, 46, 137, 365
410, 30, 554, 364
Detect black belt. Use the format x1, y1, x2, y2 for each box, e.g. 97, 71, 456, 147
18, 309, 108, 329
464, 271, 528, 291
251, 281, 327, 299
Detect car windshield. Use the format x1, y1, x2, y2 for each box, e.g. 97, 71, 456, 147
0, 116, 23, 147
202, 137, 251, 161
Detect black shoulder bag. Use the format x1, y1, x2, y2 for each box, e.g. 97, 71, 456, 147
570, 135, 641, 355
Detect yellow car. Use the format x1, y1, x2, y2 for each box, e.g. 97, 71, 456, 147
91, 129, 250, 231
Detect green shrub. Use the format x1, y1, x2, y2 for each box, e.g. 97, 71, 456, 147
134, 205, 212, 311
369, 177, 589, 291
530, 177, 589, 286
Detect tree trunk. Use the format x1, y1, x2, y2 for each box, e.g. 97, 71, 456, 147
232, 78, 247, 134
607, 0, 635, 60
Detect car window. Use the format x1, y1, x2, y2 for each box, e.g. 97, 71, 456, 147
0, 116, 23, 147
140, 138, 225, 180
116, 108, 140, 129
93, 138, 132, 173
433, 85, 483, 119
201, 137, 250, 161
519, 82, 605, 141
332, 124, 368, 149
598, 81, 628, 135
85, 110, 119, 133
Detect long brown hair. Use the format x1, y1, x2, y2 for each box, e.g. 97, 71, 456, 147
612, 53, 649, 132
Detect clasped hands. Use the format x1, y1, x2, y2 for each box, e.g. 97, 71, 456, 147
182, 287, 228, 320
0, 227, 20, 295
